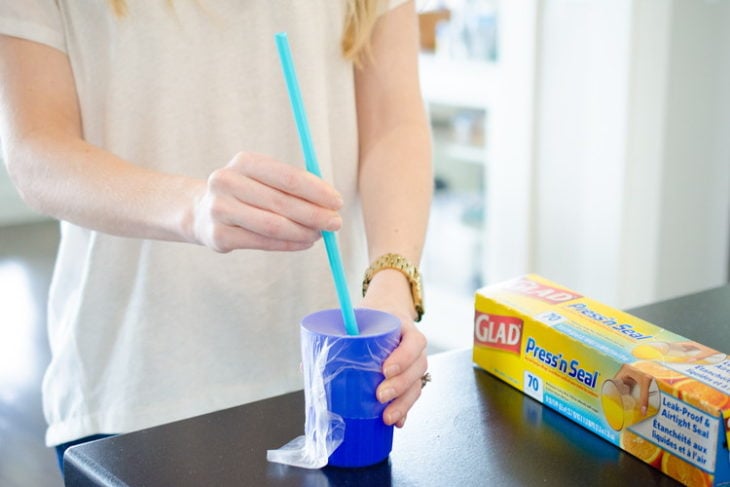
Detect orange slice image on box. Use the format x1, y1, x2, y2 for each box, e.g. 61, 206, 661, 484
661, 452, 713, 487
673, 378, 729, 412
620, 429, 663, 468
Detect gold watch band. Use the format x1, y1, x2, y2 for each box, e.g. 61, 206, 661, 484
362, 253, 424, 322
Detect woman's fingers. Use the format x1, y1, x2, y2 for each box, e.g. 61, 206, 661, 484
193, 151, 344, 252
376, 321, 428, 426
380, 350, 427, 427
380, 320, 427, 382
210, 170, 342, 233
359, 279, 429, 428
230, 152, 343, 211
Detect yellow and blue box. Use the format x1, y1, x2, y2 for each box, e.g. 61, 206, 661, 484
473, 275, 730, 487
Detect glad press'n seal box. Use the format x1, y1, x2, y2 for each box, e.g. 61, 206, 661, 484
473, 275, 730, 487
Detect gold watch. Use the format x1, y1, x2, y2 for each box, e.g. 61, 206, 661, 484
362, 253, 424, 322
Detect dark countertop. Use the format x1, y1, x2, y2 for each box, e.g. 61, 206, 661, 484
65, 285, 730, 486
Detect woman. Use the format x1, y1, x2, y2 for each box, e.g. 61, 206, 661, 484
0, 0, 432, 469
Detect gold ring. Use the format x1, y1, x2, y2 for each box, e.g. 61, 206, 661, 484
420, 372, 431, 389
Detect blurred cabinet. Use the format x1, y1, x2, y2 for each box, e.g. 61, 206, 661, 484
416, 2, 500, 350
422, 93, 489, 295
418, 52, 496, 350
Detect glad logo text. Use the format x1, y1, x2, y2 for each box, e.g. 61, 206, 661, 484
474, 312, 523, 354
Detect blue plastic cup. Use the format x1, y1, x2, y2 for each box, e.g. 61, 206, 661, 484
301, 308, 401, 468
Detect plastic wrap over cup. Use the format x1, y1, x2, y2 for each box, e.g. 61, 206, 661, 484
267, 308, 401, 469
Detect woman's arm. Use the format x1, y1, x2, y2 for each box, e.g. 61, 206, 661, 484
0, 36, 342, 252
356, 1, 433, 427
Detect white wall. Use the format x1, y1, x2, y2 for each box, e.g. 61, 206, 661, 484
485, 0, 539, 284
618, 0, 672, 307
653, 0, 730, 302
521, 0, 729, 308
532, 0, 634, 305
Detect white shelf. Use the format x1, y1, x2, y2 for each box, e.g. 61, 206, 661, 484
418, 53, 498, 110
442, 143, 486, 165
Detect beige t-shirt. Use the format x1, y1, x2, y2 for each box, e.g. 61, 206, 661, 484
0, 0, 404, 446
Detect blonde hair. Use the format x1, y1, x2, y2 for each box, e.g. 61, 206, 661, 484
342, 0, 381, 66
107, 0, 381, 65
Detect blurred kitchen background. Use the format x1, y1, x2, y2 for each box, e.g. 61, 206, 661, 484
414, 0, 730, 351
0, 0, 729, 378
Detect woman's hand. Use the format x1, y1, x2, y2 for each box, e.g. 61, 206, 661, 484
360, 270, 428, 428
190, 152, 344, 252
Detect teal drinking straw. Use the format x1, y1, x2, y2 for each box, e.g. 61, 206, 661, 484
275, 32, 360, 336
